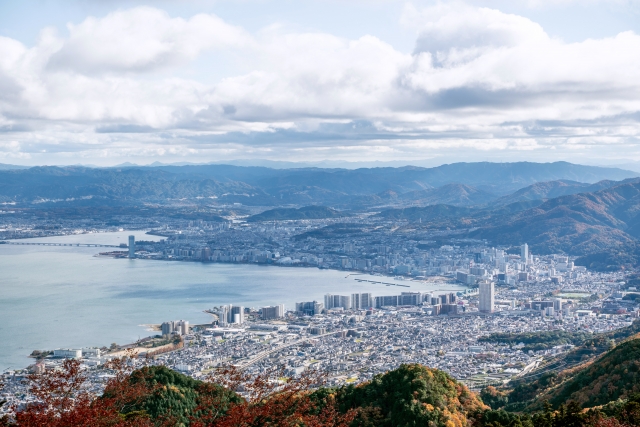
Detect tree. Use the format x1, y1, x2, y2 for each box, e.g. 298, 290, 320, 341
7, 356, 157, 427
194, 365, 357, 427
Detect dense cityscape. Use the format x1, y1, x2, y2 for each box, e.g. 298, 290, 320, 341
1, 213, 636, 414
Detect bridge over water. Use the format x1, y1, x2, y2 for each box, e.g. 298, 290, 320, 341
3, 241, 122, 248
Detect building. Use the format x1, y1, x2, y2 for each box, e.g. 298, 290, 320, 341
456, 271, 477, 285
526, 300, 554, 311
521, 243, 529, 265
441, 304, 460, 315
230, 306, 244, 324
53, 349, 82, 359
161, 320, 190, 336
553, 298, 564, 311
470, 267, 486, 276
324, 294, 351, 310
375, 295, 399, 308
479, 281, 495, 313
295, 301, 323, 316
82, 348, 101, 357
261, 304, 285, 320
351, 293, 373, 310
128, 235, 135, 258
400, 292, 422, 306
217, 306, 229, 326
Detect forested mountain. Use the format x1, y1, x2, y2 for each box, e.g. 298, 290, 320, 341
392, 183, 497, 207
374, 204, 476, 221
7, 343, 640, 427
469, 180, 640, 255
489, 179, 627, 206
246, 206, 348, 222
0, 162, 635, 206
479, 321, 640, 412
540, 338, 640, 409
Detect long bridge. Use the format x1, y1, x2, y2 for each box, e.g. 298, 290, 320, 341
3, 241, 122, 248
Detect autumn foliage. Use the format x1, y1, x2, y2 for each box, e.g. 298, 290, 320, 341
4, 357, 637, 427
0, 357, 355, 427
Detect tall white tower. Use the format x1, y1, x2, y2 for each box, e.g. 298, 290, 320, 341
479, 281, 495, 313
521, 243, 529, 265
128, 235, 135, 258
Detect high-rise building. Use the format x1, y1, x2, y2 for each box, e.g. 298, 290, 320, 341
180, 320, 189, 335
261, 304, 285, 320
375, 295, 399, 308
553, 298, 563, 311
351, 293, 373, 310
161, 320, 189, 335
479, 281, 495, 313
128, 235, 135, 258
295, 301, 323, 316
521, 243, 529, 264
400, 292, 422, 306
230, 306, 244, 324
161, 321, 173, 335
324, 294, 350, 310
217, 306, 229, 326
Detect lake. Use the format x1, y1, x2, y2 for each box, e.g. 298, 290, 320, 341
0, 230, 465, 370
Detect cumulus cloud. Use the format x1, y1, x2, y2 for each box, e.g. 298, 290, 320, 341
405, 3, 548, 54
47, 7, 252, 74
0, 3, 640, 165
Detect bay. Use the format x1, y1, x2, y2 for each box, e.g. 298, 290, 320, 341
0, 231, 465, 371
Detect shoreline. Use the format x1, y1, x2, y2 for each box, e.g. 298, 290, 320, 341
127, 255, 462, 287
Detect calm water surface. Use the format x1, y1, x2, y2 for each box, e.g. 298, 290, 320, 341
0, 231, 465, 370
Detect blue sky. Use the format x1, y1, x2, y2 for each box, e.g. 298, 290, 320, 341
1, 0, 640, 167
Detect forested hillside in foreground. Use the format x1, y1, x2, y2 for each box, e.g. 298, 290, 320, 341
4, 337, 640, 427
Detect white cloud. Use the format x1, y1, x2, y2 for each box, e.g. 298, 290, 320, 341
0, 3, 640, 165
47, 6, 252, 74
404, 3, 548, 54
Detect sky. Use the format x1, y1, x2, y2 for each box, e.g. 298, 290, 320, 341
1, 0, 640, 167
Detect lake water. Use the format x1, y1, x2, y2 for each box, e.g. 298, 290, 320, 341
0, 231, 465, 371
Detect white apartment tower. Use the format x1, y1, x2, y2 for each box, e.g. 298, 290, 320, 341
230, 306, 244, 324
128, 235, 135, 258
521, 243, 529, 265
161, 320, 189, 336
479, 281, 495, 313
261, 304, 285, 320
324, 294, 351, 310
351, 293, 373, 310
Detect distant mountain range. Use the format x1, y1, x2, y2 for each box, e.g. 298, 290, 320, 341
469, 179, 640, 255
0, 161, 636, 207
3, 161, 640, 264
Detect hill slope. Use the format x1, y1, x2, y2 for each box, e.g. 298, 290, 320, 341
490, 179, 622, 206
333, 363, 486, 427
470, 180, 640, 255
539, 337, 640, 409
375, 205, 477, 222
246, 205, 348, 222
398, 183, 497, 206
